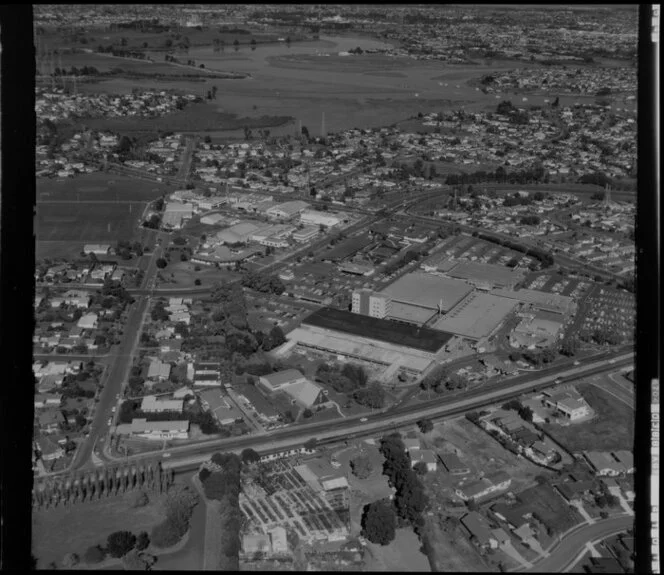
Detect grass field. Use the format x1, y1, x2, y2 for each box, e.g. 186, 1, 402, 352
37, 174, 168, 202
364, 528, 431, 571
423, 517, 489, 572
32, 492, 166, 568
79, 101, 293, 134
37, 202, 145, 242
541, 384, 634, 453
515, 483, 583, 534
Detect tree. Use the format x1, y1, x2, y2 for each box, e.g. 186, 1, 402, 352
361, 500, 396, 545
136, 531, 150, 551
302, 408, 313, 418
413, 461, 428, 476
303, 438, 318, 451
61, 553, 79, 568
417, 419, 433, 434
269, 325, 286, 347
107, 530, 137, 558
156, 258, 168, 269
194, 279, 202, 286
350, 454, 373, 479
131, 490, 149, 508
83, 545, 106, 564
241, 448, 261, 465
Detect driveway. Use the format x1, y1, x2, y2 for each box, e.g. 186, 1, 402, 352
517, 514, 634, 573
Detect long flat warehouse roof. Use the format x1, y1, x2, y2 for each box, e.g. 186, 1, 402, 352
302, 307, 453, 353
381, 271, 473, 312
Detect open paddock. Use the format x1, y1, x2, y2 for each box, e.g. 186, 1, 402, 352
32, 491, 166, 568
37, 202, 145, 243
37, 174, 168, 202
80, 101, 293, 134
541, 383, 634, 453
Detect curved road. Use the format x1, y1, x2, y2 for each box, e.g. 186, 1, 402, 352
521, 514, 634, 573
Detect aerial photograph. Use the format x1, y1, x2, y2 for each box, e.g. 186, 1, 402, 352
31, 4, 638, 571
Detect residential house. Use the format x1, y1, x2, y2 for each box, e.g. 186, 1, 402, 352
583, 451, 629, 476
242, 534, 272, 555
140, 395, 183, 413
77, 313, 98, 329
411, 450, 438, 472
147, 358, 172, 381
34, 436, 65, 461
83, 244, 111, 256
543, 389, 592, 421
38, 409, 63, 434
173, 387, 195, 400
34, 393, 62, 409
258, 369, 308, 392
456, 471, 512, 501
199, 390, 243, 425
460, 512, 494, 548
490, 528, 511, 549
440, 452, 471, 475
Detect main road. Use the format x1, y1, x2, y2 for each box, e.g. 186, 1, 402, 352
65, 351, 632, 474
519, 514, 634, 572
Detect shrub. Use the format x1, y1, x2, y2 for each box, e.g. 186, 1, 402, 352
106, 530, 137, 558
83, 545, 106, 564
151, 518, 184, 549
130, 490, 149, 508
350, 454, 373, 479
61, 552, 79, 568
136, 531, 150, 551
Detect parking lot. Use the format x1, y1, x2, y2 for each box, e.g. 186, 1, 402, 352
579, 286, 635, 341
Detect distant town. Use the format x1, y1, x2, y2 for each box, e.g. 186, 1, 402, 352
31, 4, 636, 574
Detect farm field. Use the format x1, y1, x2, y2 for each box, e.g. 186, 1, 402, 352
31, 491, 167, 568
541, 383, 634, 453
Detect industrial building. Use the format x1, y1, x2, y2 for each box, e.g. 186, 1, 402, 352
162, 201, 194, 229
292, 225, 319, 243
114, 418, 190, 440
266, 200, 310, 220
215, 222, 265, 244
300, 210, 341, 228
351, 289, 392, 318
442, 260, 526, 290
258, 369, 327, 409
491, 288, 576, 316
431, 292, 518, 340
381, 271, 474, 316
287, 307, 454, 374
510, 309, 565, 349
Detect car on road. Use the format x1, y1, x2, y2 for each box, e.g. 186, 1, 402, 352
163, 452, 171, 458
107, 417, 112, 426
111, 406, 116, 413
554, 378, 563, 384
573, 360, 581, 366
360, 417, 368, 422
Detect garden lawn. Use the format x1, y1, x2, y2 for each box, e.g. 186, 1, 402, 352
541, 383, 635, 453
32, 492, 166, 568
364, 528, 430, 572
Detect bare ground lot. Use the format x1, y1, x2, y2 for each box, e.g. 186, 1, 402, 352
541, 383, 634, 453
423, 516, 491, 572
32, 491, 166, 568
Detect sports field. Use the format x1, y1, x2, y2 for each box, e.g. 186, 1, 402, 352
301, 307, 453, 353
